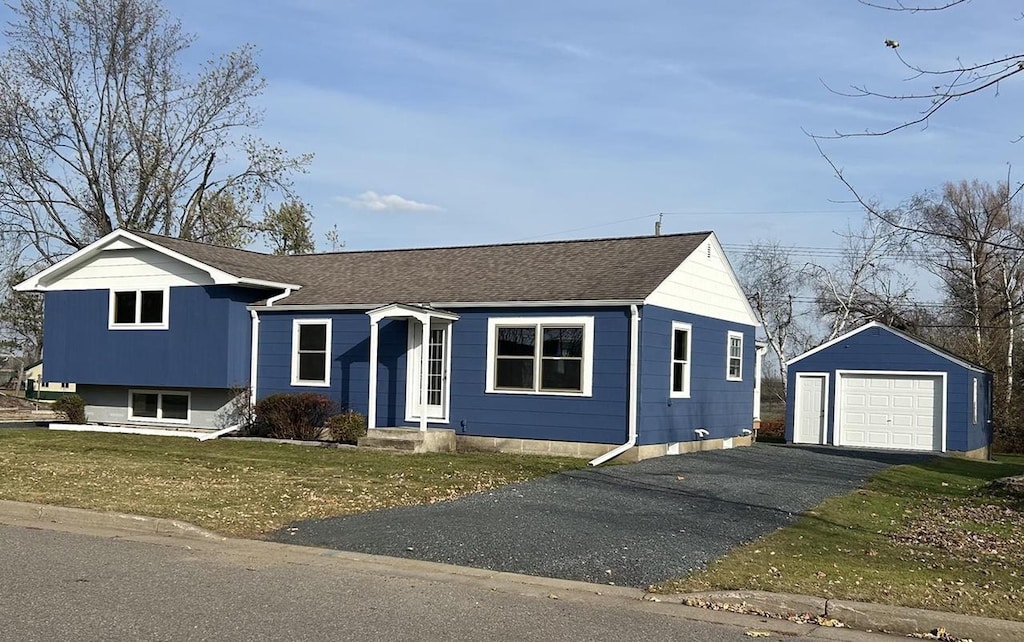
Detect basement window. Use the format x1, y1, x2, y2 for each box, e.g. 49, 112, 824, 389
128, 390, 190, 423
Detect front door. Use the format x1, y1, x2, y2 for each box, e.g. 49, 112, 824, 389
407, 322, 450, 422
794, 374, 826, 444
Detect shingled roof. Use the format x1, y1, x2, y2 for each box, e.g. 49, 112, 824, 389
134, 231, 712, 306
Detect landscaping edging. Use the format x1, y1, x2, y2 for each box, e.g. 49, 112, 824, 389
673, 590, 1024, 642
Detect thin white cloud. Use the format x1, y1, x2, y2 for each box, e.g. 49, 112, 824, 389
337, 191, 443, 212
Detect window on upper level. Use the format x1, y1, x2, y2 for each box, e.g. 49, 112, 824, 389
291, 319, 332, 387
671, 322, 692, 397
109, 288, 168, 329
727, 331, 743, 381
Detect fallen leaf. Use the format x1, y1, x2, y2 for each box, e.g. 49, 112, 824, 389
744, 631, 771, 638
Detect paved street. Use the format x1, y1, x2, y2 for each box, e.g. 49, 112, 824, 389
273, 444, 928, 587
0, 523, 897, 642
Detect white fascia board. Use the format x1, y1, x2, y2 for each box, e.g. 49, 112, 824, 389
237, 277, 303, 290
249, 299, 644, 312
15, 228, 297, 292
707, 233, 760, 327
787, 321, 987, 373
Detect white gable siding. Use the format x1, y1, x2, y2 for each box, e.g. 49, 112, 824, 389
644, 236, 757, 325
42, 247, 215, 290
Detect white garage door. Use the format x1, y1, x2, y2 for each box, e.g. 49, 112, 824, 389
838, 374, 942, 452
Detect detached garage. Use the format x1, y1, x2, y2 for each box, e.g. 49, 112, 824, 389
785, 322, 992, 459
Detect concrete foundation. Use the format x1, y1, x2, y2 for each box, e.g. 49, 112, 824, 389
359, 428, 456, 453
455, 434, 755, 462
950, 444, 992, 461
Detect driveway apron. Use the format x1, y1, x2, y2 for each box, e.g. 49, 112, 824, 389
269, 444, 929, 588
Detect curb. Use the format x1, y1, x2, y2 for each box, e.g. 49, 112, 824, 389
0, 500, 225, 541
680, 590, 1024, 642
1, 501, 1020, 641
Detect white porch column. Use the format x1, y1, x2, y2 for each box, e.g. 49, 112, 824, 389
367, 318, 379, 431
419, 316, 430, 432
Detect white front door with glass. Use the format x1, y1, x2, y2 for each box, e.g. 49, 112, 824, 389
407, 321, 451, 422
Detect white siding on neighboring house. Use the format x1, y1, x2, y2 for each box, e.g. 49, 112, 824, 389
42, 247, 215, 290
644, 235, 758, 325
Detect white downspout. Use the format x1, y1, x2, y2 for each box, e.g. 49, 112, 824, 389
589, 304, 640, 466
249, 288, 292, 406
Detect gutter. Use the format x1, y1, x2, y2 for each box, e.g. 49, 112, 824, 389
589, 304, 641, 466
249, 288, 292, 406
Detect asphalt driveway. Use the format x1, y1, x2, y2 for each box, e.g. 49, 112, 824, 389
270, 444, 930, 588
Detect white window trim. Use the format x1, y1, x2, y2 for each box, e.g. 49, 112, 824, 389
670, 321, 692, 398
485, 316, 594, 397
108, 287, 170, 330
290, 319, 332, 387
127, 389, 191, 424
972, 378, 979, 425
727, 331, 743, 381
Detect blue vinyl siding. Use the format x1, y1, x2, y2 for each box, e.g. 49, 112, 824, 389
637, 305, 756, 445
257, 312, 408, 423
446, 307, 629, 444
43, 286, 264, 389
785, 325, 992, 452
256, 306, 630, 444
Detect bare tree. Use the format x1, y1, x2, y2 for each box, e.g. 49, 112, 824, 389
738, 241, 813, 394
0, 0, 312, 263
807, 214, 916, 338
823, 1, 1024, 138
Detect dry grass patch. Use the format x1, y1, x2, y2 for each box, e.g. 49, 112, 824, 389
652, 454, 1024, 622
0, 430, 584, 537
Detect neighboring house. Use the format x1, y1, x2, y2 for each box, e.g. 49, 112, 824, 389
16, 228, 763, 463
786, 322, 993, 459
24, 360, 77, 400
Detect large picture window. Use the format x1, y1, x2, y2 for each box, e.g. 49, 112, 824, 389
671, 322, 692, 397
291, 319, 332, 386
727, 331, 743, 381
128, 390, 190, 423
109, 288, 168, 329
486, 317, 594, 396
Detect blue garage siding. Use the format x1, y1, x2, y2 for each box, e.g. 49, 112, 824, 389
785, 325, 990, 452
256, 306, 631, 444
43, 286, 264, 389
637, 305, 756, 445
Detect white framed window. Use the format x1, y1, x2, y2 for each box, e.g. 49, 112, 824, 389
128, 389, 190, 423
291, 319, 332, 387
727, 331, 743, 381
109, 288, 169, 329
670, 321, 692, 397
972, 378, 979, 425
485, 316, 594, 396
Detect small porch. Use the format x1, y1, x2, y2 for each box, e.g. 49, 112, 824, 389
364, 303, 459, 453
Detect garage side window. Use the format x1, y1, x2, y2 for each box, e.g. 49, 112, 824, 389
973, 378, 978, 425
671, 321, 691, 397
727, 331, 743, 381
291, 319, 332, 387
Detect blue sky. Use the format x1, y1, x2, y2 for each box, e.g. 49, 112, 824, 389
9, 1, 1024, 253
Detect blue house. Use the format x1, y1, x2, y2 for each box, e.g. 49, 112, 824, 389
17, 228, 763, 463
786, 322, 992, 459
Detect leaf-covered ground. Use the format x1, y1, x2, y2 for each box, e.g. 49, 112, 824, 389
0, 430, 585, 537
652, 454, 1024, 622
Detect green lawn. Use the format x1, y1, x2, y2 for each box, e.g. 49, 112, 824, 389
652, 454, 1024, 622
0, 430, 585, 537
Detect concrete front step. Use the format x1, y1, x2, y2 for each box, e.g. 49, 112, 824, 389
358, 428, 456, 453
